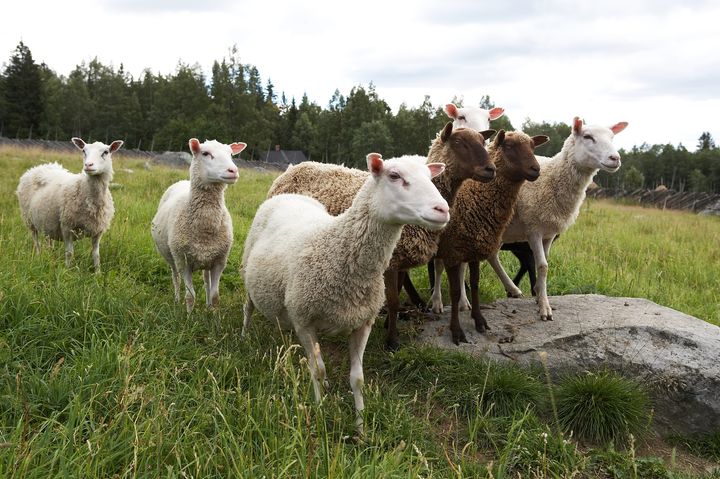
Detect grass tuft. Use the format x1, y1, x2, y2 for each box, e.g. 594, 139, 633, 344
555, 370, 651, 445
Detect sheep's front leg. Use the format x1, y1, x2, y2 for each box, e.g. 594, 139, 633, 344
401, 273, 425, 310
349, 319, 373, 437
91, 234, 102, 272
447, 262, 469, 345
62, 232, 74, 268
31, 229, 41, 255
170, 264, 181, 303
180, 264, 196, 313
430, 258, 446, 313
203, 270, 212, 308
468, 261, 489, 333
296, 328, 326, 402
207, 262, 224, 309
488, 251, 524, 298
529, 234, 552, 321
383, 269, 401, 351
457, 262, 471, 312
241, 297, 254, 337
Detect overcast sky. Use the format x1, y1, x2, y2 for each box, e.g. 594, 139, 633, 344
3, 0, 719, 151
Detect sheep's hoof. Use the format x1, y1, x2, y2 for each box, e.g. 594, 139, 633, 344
458, 301, 471, 312
474, 322, 490, 334
507, 291, 523, 299
451, 328, 468, 345
540, 314, 553, 321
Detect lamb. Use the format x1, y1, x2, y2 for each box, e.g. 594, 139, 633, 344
486, 117, 628, 321
432, 130, 548, 344
16, 137, 123, 271
151, 138, 245, 312
266, 122, 497, 349
242, 153, 450, 435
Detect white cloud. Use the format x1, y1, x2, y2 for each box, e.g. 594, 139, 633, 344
2, 0, 719, 150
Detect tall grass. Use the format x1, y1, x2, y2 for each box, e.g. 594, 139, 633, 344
1, 145, 718, 477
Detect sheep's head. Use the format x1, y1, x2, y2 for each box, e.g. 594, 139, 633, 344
571, 117, 628, 173
367, 153, 450, 230
492, 130, 548, 182
445, 103, 504, 132
72, 137, 123, 176
440, 122, 497, 183
188, 139, 246, 185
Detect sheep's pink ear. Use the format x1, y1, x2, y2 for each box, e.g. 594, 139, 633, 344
572, 117, 583, 134
230, 142, 247, 155
71, 137, 86, 150
189, 138, 201, 155
489, 107, 504, 120
610, 122, 628, 135
109, 140, 124, 153
426, 162, 446, 179
444, 103, 459, 119
532, 135, 550, 148
480, 129, 496, 142
493, 130, 505, 145
440, 122, 453, 142
366, 153, 383, 177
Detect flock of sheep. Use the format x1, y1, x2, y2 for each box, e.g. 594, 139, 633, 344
14, 103, 627, 436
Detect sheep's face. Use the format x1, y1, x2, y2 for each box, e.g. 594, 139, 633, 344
493, 131, 547, 182
571, 118, 628, 173
189, 139, 246, 185
367, 153, 449, 230
440, 123, 497, 183
444, 103, 504, 132
72, 138, 123, 176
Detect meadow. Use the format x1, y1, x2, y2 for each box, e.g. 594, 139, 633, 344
0, 145, 718, 478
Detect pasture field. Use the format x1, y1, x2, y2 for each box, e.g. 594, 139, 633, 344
0, 146, 718, 478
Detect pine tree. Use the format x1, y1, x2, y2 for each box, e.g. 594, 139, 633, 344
2, 41, 44, 138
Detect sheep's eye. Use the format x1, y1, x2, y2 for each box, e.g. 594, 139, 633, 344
202, 151, 211, 158
388, 172, 402, 181
102, 150, 109, 156
583, 135, 595, 142
458, 115, 466, 121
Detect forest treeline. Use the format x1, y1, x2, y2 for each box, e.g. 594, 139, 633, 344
1, 41, 718, 192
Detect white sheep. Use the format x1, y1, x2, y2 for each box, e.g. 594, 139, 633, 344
444, 103, 505, 131
242, 153, 449, 435
16, 137, 123, 271
151, 138, 245, 312
486, 117, 628, 321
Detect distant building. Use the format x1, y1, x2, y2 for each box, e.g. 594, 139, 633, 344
258, 144, 308, 165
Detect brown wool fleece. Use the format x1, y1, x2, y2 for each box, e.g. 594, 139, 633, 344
436, 131, 539, 267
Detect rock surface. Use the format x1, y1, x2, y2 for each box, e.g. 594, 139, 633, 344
415, 294, 720, 436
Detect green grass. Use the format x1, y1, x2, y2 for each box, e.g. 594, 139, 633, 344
1, 145, 718, 478
555, 370, 651, 445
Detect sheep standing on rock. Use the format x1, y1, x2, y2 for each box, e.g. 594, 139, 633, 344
488, 117, 628, 321
242, 153, 450, 435
16, 137, 123, 271
267, 122, 497, 349
151, 138, 245, 313
433, 131, 548, 344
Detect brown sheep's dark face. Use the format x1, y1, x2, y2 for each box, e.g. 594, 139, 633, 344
494, 131, 548, 182
440, 122, 497, 183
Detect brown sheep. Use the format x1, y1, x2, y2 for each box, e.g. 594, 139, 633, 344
434, 130, 549, 344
